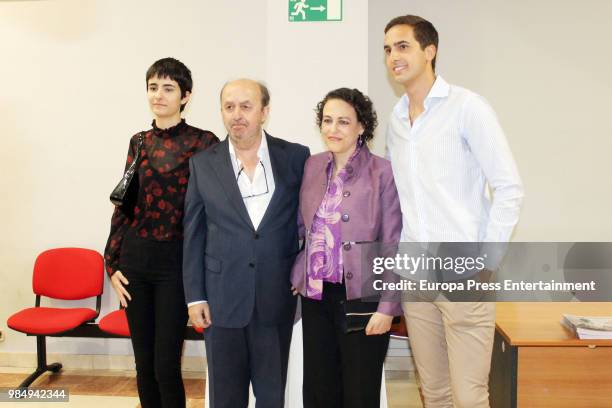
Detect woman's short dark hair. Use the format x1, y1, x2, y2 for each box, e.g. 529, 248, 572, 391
315, 88, 378, 143
146, 57, 192, 111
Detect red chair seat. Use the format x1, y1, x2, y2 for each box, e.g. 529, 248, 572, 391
99, 309, 130, 337
8, 307, 97, 335
390, 315, 408, 339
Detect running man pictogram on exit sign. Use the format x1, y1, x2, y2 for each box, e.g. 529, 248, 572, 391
288, 0, 343, 22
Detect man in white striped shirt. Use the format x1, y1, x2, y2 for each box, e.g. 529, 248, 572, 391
383, 15, 523, 408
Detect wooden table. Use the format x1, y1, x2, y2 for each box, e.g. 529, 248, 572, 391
489, 302, 612, 408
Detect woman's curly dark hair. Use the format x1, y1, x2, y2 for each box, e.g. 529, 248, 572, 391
315, 88, 378, 143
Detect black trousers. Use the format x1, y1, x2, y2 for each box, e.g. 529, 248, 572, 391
301, 282, 391, 408
120, 231, 188, 408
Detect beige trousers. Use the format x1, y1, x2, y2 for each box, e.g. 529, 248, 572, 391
403, 301, 495, 408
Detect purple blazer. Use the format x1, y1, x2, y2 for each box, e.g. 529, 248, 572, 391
290, 146, 403, 316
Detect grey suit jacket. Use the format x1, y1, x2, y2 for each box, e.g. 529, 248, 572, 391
183, 133, 309, 328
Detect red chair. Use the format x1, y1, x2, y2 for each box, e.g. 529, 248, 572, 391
7, 248, 104, 387
99, 309, 130, 337
390, 315, 408, 339
98, 308, 205, 337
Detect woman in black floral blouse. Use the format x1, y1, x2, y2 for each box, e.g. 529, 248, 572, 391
104, 58, 218, 408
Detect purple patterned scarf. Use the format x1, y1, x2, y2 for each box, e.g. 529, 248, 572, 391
305, 143, 362, 299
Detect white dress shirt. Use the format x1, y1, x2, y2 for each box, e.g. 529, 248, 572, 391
386, 76, 523, 243
188, 131, 275, 307
228, 130, 276, 231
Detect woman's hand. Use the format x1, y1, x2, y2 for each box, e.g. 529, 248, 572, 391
291, 286, 299, 296
365, 312, 393, 336
110, 270, 132, 307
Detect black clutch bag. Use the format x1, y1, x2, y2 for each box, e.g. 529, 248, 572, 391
109, 133, 144, 214
342, 297, 400, 333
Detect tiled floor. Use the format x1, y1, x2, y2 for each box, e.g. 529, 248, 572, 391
0, 368, 422, 407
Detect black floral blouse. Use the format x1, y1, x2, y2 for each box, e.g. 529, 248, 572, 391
104, 119, 219, 275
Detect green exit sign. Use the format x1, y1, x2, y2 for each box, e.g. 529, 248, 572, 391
288, 0, 343, 22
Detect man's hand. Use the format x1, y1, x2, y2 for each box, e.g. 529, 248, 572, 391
110, 270, 131, 307
188, 303, 212, 329
365, 312, 393, 336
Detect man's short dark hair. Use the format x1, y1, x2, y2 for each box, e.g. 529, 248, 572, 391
257, 82, 270, 108
315, 88, 378, 143
146, 57, 192, 111
384, 15, 439, 71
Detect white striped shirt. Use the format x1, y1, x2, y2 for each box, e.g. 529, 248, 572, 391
385, 76, 523, 243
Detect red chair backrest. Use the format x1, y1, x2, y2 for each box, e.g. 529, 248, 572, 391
32, 248, 104, 300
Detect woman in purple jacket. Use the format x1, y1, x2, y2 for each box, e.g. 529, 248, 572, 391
291, 88, 403, 407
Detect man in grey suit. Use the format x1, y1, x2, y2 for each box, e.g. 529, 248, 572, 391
183, 78, 309, 408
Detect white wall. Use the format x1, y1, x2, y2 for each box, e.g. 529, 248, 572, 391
368, 0, 612, 241
0, 0, 267, 357
0, 0, 371, 358
265, 0, 368, 150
